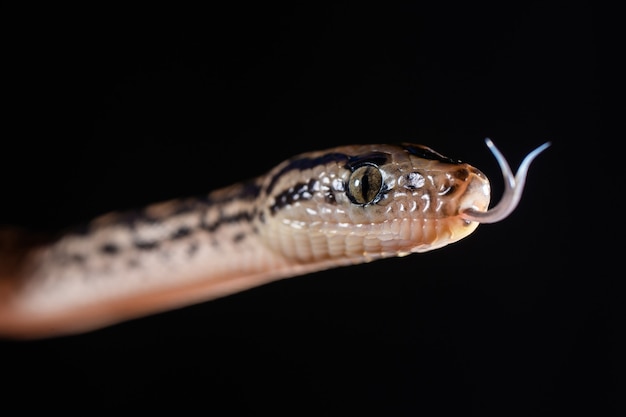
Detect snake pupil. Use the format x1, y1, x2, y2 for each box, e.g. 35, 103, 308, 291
348, 165, 383, 205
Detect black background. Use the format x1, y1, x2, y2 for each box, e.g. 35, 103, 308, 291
2, 3, 611, 416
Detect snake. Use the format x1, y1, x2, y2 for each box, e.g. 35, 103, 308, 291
0, 138, 549, 339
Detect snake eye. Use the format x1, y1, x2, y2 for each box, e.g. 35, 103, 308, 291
347, 164, 383, 205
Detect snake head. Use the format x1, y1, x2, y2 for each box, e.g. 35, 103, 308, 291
260, 139, 549, 262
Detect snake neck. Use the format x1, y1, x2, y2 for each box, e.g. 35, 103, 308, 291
0, 178, 298, 338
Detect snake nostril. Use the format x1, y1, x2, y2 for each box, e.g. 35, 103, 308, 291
453, 168, 469, 181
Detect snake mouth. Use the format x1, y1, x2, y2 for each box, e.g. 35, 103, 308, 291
458, 169, 491, 219
460, 139, 550, 224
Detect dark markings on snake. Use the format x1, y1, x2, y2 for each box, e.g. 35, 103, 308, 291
200, 209, 257, 233
344, 152, 391, 171
66, 181, 261, 239
237, 181, 263, 201
134, 240, 160, 251
233, 232, 246, 243
402, 144, 460, 165
270, 178, 318, 214
266, 152, 349, 195
101, 243, 120, 255
171, 226, 192, 240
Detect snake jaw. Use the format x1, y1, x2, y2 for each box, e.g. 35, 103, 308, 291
457, 168, 491, 222
459, 138, 551, 224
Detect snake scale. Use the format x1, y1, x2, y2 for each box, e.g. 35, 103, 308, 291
0, 138, 549, 339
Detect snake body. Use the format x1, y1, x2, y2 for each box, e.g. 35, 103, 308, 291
0, 139, 549, 339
